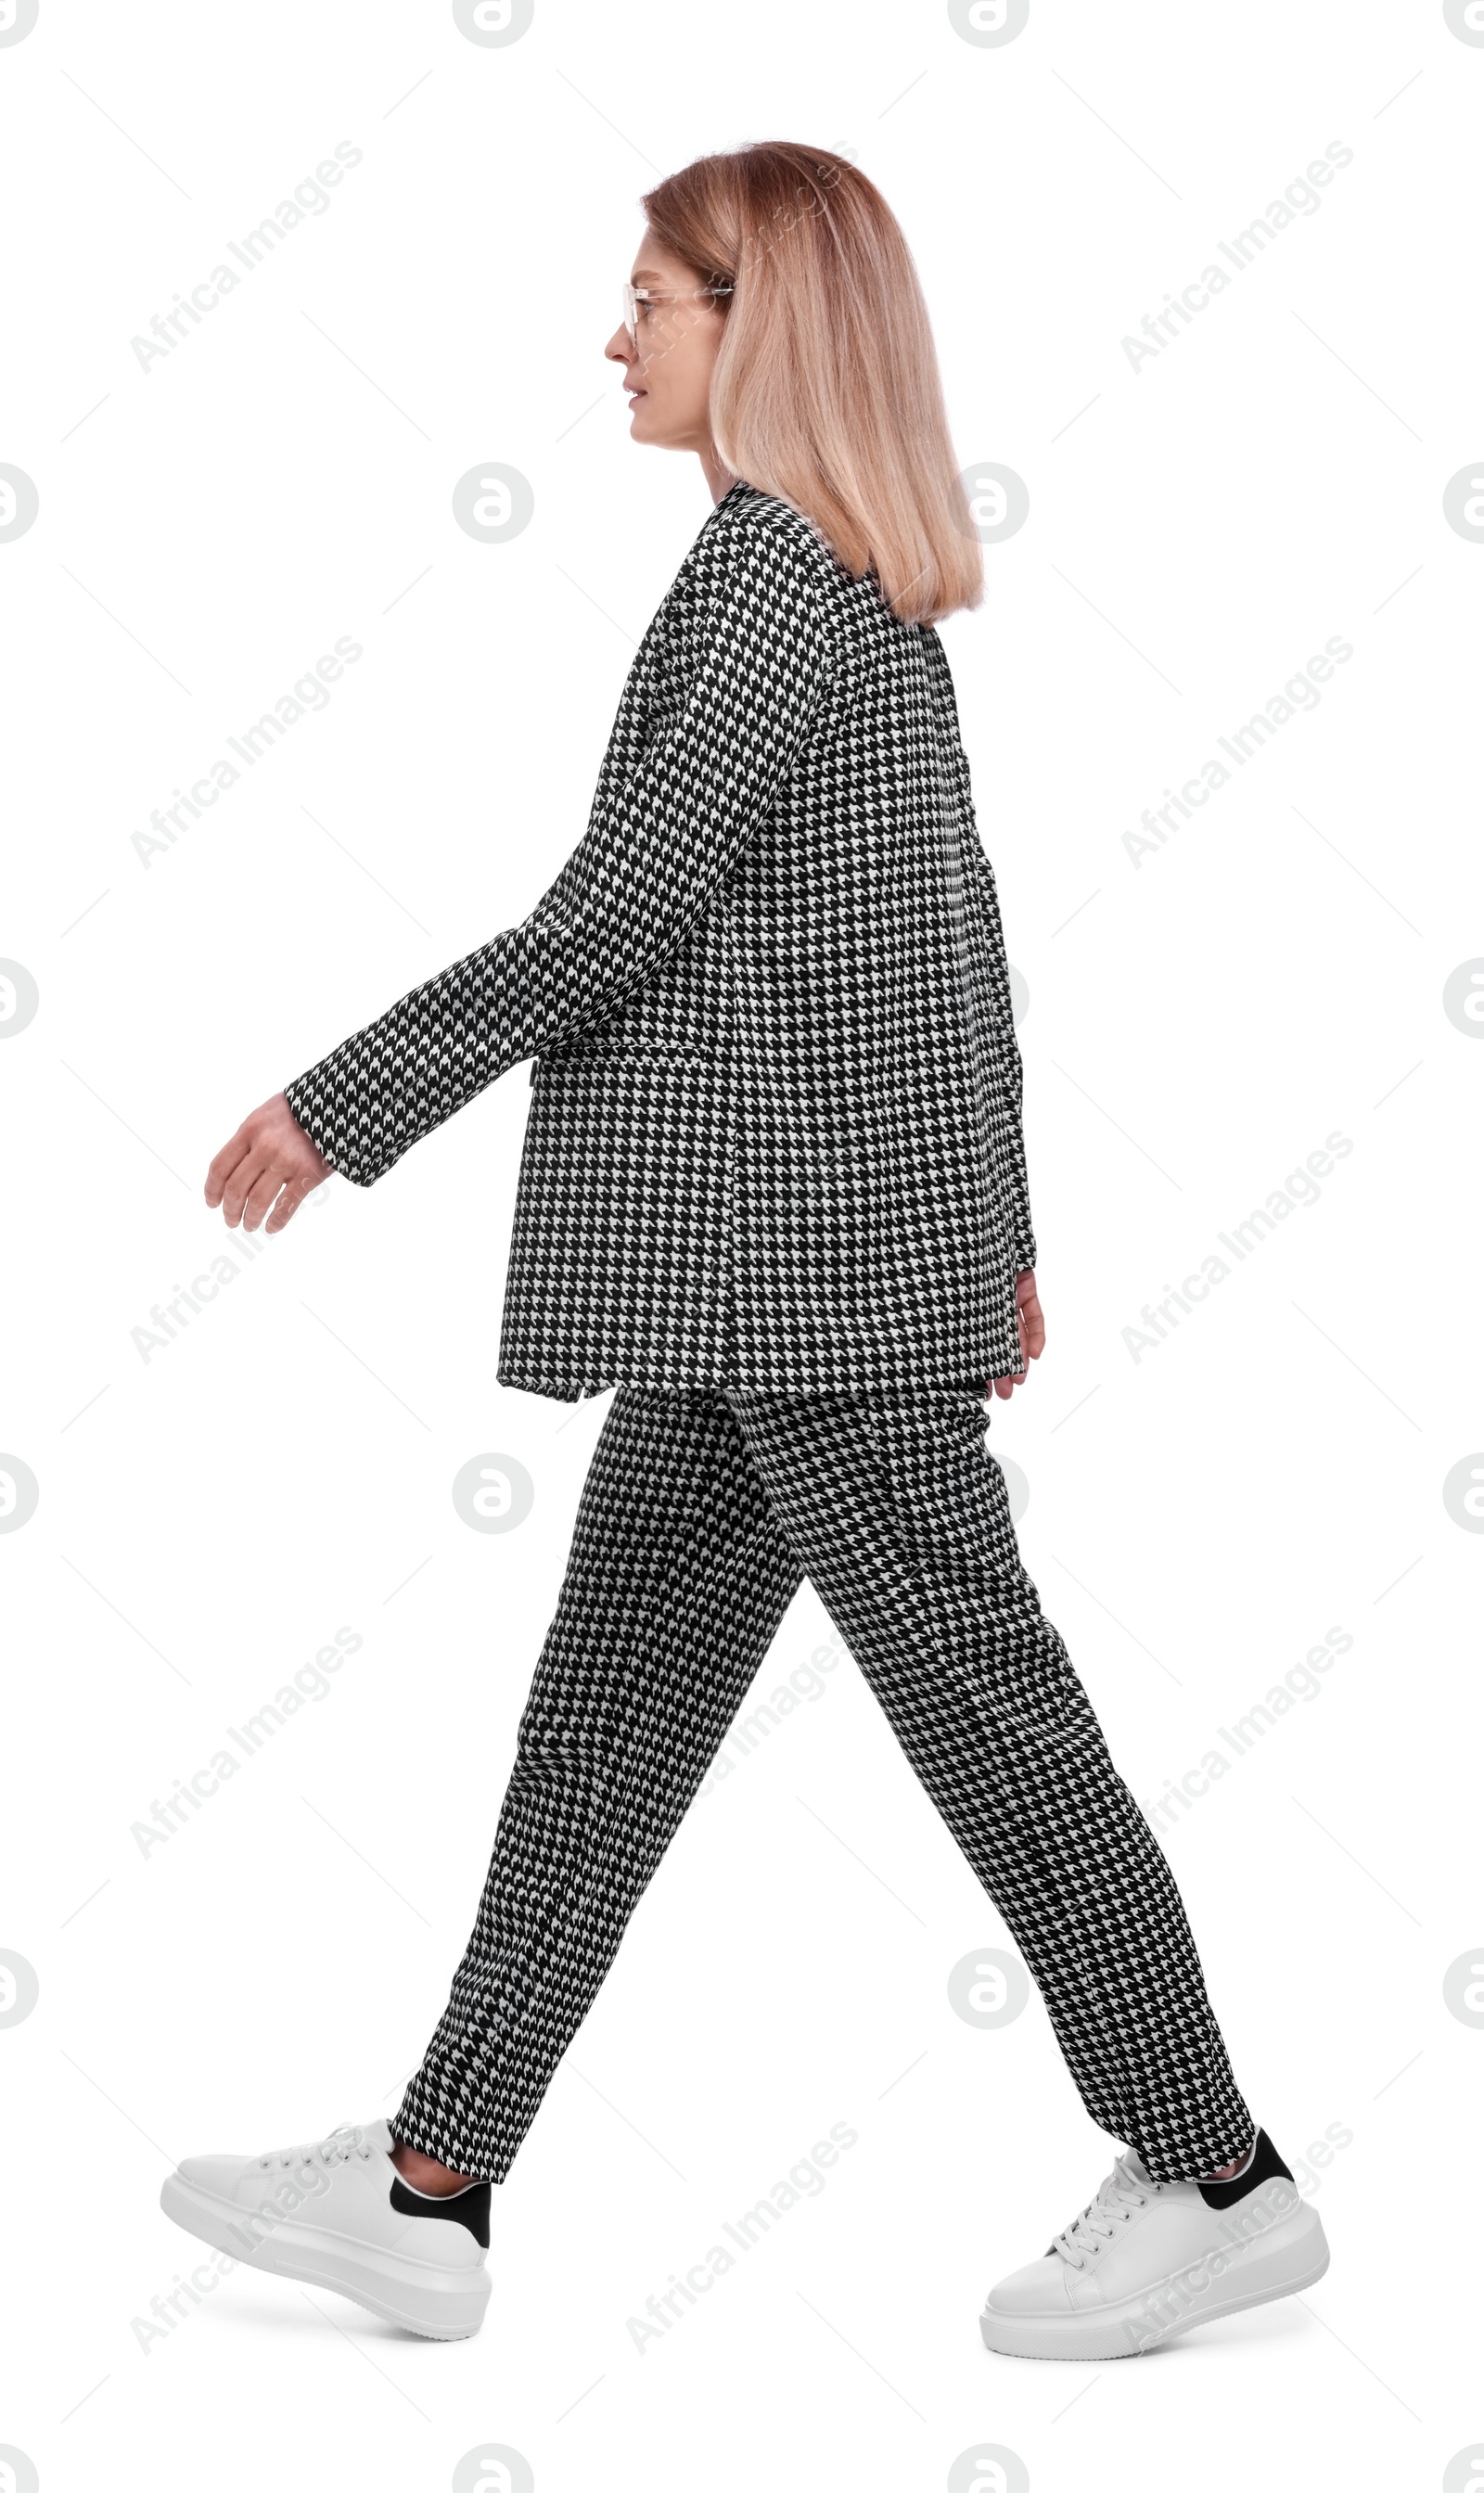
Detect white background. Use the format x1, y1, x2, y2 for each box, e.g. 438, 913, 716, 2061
2, 1, 1479, 2487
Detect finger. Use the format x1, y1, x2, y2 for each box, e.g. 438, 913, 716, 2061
240, 1164, 289, 1233
264, 1171, 314, 1234
218, 1147, 271, 1228
205, 1131, 252, 1209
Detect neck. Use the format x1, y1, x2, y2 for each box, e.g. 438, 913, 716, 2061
700, 445, 738, 504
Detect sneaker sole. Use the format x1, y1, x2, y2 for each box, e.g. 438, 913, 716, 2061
979, 2197, 1330, 2360
160, 2171, 492, 2341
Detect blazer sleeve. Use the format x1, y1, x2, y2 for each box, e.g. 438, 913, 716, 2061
961, 828, 1038, 1273
921, 629, 1038, 1273
281, 514, 833, 1187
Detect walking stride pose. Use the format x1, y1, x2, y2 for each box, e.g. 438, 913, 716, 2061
164, 142, 1329, 2356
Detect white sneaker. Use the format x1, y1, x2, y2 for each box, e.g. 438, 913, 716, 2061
160, 2116, 492, 2340
979, 2129, 1329, 2359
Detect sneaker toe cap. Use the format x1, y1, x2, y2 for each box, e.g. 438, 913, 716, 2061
985, 2255, 1076, 2318
176, 2153, 254, 2200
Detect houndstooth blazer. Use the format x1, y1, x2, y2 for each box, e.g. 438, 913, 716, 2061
283, 478, 1037, 1400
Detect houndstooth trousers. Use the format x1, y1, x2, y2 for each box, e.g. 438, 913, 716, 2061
393, 1380, 1255, 2188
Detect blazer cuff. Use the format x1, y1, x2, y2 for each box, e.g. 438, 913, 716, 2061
282, 1071, 381, 1188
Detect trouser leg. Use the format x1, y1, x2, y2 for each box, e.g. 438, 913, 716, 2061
394, 1384, 804, 2183
723, 1379, 1255, 2184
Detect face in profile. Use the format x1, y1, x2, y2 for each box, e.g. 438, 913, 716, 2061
605, 228, 730, 457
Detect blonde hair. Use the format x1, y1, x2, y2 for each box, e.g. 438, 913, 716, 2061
640, 141, 984, 627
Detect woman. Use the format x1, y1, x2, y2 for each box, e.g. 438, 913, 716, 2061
163, 142, 1328, 2357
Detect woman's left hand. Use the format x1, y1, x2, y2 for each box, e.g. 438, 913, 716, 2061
988, 1269, 1044, 1400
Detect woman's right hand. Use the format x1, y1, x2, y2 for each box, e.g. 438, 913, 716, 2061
205, 1092, 330, 1234
988, 1268, 1044, 1400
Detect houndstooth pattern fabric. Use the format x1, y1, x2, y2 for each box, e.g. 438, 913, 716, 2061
283, 479, 1037, 1399
393, 1381, 1254, 2187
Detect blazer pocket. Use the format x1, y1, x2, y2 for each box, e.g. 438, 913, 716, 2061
531, 1036, 705, 1082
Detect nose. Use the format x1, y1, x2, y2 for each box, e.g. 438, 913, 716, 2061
605, 324, 635, 367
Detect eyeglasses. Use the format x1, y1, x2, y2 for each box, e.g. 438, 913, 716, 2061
620, 278, 734, 352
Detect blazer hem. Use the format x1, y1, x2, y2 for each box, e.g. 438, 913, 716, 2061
493, 1350, 1027, 1403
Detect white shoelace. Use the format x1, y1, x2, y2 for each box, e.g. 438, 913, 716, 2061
257, 2120, 370, 2173
1051, 2150, 1163, 2269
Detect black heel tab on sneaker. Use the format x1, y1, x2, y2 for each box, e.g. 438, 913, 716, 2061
390, 2177, 492, 2246
1197, 2129, 1293, 2210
